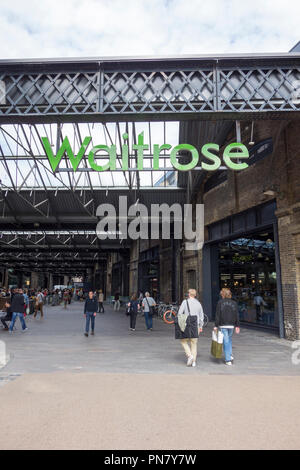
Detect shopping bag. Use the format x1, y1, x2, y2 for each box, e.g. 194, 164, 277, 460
175, 315, 199, 339
211, 329, 224, 359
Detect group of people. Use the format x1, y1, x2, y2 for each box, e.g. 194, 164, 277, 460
1, 283, 240, 367
0, 287, 45, 333
85, 287, 240, 367
0, 288, 29, 333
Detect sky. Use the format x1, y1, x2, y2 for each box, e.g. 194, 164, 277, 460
0, 0, 299, 59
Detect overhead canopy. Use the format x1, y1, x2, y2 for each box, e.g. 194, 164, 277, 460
0, 51, 299, 276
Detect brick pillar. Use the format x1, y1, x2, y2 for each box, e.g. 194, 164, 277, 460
31, 272, 39, 289
4, 269, 9, 289
277, 212, 300, 340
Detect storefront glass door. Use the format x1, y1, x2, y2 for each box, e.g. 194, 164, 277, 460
218, 230, 278, 328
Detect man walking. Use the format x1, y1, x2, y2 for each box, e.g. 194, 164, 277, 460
214, 288, 240, 366
9, 288, 28, 334
84, 291, 98, 337
142, 292, 156, 331
178, 289, 204, 367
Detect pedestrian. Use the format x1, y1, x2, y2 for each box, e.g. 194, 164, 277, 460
214, 288, 240, 366
114, 292, 120, 311
34, 291, 44, 319
63, 290, 69, 309
84, 290, 98, 337
253, 291, 266, 322
127, 293, 140, 331
177, 289, 204, 367
23, 289, 29, 316
138, 291, 143, 307
98, 289, 104, 313
68, 289, 72, 305
9, 288, 28, 334
142, 292, 156, 331
1, 300, 12, 330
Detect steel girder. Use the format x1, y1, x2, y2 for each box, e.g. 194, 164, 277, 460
0, 55, 300, 122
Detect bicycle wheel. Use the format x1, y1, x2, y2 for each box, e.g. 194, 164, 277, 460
163, 309, 176, 324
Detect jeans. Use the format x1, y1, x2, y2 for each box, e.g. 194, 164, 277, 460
9, 312, 27, 332
144, 311, 153, 329
1, 315, 10, 329
85, 312, 95, 333
98, 302, 104, 313
220, 328, 234, 362
114, 300, 120, 311
130, 312, 138, 329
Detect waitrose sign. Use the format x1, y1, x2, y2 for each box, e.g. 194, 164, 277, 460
41, 132, 249, 172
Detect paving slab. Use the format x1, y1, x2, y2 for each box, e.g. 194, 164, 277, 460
0, 302, 299, 450
0, 302, 298, 377
0, 372, 300, 450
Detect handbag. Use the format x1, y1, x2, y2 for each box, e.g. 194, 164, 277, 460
174, 299, 199, 339
145, 297, 156, 316
125, 304, 132, 316
211, 329, 224, 359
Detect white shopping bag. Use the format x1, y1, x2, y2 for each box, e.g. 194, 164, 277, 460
212, 329, 224, 344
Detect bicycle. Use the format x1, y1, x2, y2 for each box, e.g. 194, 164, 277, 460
163, 304, 178, 324
163, 308, 209, 327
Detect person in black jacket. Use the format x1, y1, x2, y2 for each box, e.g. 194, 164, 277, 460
1, 300, 12, 330
214, 288, 240, 366
127, 293, 140, 331
9, 288, 28, 334
84, 291, 98, 337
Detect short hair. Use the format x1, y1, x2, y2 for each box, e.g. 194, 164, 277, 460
145, 292, 150, 297
221, 288, 232, 299
188, 289, 197, 297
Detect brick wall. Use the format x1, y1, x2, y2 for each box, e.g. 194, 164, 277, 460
199, 120, 300, 339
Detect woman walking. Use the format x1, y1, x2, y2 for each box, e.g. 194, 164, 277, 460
142, 292, 156, 331
34, 290, 44, 319
214, 288, 240, 366
127, 293, 140, 331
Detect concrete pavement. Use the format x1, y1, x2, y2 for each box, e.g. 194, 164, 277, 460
0, 301, 299, 449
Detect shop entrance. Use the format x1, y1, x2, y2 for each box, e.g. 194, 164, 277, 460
218, 229, 278, 329
138, 247, 160, 298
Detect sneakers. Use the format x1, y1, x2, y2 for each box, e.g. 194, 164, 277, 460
192, 361, 196, 368
187, 355, 194, 367
225, 361, 232, 366
22, 328, 28, 333
91, 331, 94, 336
84, 332, 88, 337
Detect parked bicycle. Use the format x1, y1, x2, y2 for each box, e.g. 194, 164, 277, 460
164, 307, 209, 327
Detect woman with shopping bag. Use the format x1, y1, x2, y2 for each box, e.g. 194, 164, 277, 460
175, 289, 204, 368
214, 288, 240, 366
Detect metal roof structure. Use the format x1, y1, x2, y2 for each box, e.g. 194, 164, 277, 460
0, 52, 299, 277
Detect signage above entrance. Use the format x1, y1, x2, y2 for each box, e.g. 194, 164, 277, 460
41, 133, 249, 173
